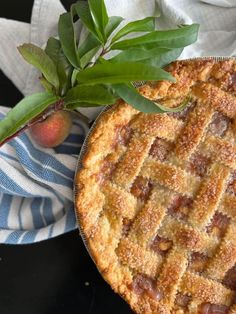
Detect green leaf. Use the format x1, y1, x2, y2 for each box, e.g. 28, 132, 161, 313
0, 93, 58, 143
141, 48, 183, 67
105, 16, 124, 38
76, 62, 175, 85
45, 37, 73, 96
74, 1, 103, 42
71, 69, 80, 87
154, 95, 191, 113
112, 83, 166, 113
78, 32, 101, 58
111, 17, 155, 43
64, 85, 118, 107
88, 0, 109, 40
66, 102, 102, 110
39, 77, 54, 94
110, 47, 183, 67
58, 12, 80, 68
113, 83, 191, 113
111, 24, 199, 50
18, 44, 59, 91
112, 84, 190, 113
78, 32, 101, 68
80, 46, 100, 69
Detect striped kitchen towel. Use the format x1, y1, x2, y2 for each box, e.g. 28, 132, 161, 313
0, 106, 89, 244
0, 0, 235, 244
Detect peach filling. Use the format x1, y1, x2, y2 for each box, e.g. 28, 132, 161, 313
131, 274, 163, 301
149, 137, 172, 162
168, 195, 193, 220
208, 112, 230, 137
122, 218, 132, 237
226, 171, 236, 196
175, 292, 192, 308
189, 153, 211, 177
113, 125, 132, 147
171, 100, 196, 120
189, 252, 208, 273
98, 158, 116, 185
131, 176, 153, 201
223, 264, 236, 290
206, 212, 230, 238
198, 303, 229, 314
151, 235, 172, 256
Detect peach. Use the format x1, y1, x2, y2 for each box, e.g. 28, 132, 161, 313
30, 110, 72, 148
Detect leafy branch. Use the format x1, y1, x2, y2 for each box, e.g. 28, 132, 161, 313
0, 0, 199, 146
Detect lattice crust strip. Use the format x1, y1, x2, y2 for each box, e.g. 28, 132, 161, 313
205, 223, 236, 281
140, 159, 200, 196
128, 187, 173, 246
157, 247, 188, 309
76, 59, 236, 314
201, 136, 236, 169
113, 134, 154, 188
174, 101, 214, 160
180, 271, 233, 306
188, 163, 230, 228
192, 82, 236, 118
117, 238, 162, 277
158, 217, 218, 253
221, 195, 236, 220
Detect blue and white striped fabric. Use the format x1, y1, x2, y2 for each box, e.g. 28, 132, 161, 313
0, 106, 89, 244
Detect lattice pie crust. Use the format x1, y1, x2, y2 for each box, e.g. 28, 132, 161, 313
75, 59, 236, 314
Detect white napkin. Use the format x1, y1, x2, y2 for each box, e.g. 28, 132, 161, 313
0, 0, 236, 118
0, 0, 235, 244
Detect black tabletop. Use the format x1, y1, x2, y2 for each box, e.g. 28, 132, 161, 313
0, 2, 131, 313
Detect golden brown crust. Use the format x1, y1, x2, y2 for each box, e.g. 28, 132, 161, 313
75, 58, 236, 314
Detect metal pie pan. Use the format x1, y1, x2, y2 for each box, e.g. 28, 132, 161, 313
73, 56, 236, 281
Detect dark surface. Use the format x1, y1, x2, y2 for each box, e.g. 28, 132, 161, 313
0, 2, 131, 314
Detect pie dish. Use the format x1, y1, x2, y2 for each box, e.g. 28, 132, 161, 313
75, 58, 236, 314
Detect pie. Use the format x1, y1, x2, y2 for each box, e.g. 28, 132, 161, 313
75, 58, 236, 314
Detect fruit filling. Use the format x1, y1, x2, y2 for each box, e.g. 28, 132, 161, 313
223, 264, 236, 290
150, 235, 172, 256
188, 252, 208, 273
149, 137, 172, 162
131, 176, 153, 201
226, 171, 236, 196
168, 195, 193, 220
206, 211, 230, 238
98, 158, 116, 185
122, 218, 132, 237
131, 274, 163, 301
198, 303, 229, 314
189, 153, 211, 177
171, 100, 196, 120
114, 125, 132, 147
208, 112, 230, 137
175, 292, 192, 308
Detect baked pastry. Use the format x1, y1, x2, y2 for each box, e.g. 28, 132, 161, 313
75, 58, 236, 314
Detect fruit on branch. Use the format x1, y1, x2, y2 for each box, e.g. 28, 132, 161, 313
30, 110, 72, 148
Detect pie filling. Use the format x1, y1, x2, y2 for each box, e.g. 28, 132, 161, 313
76, 59, 236, 314
131, 274, 163, 301
150, 235, 173, 256
206, 211, 230, 238
167, 195, 193, 221
131, 176, 153, 201
207, 112, 231, 137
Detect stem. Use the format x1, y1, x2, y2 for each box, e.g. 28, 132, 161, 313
100, 47, 110, 56
68, 110, 90, 126
0, 99, 65, 147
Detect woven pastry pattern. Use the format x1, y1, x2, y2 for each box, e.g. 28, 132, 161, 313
77, 59, 236, 314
